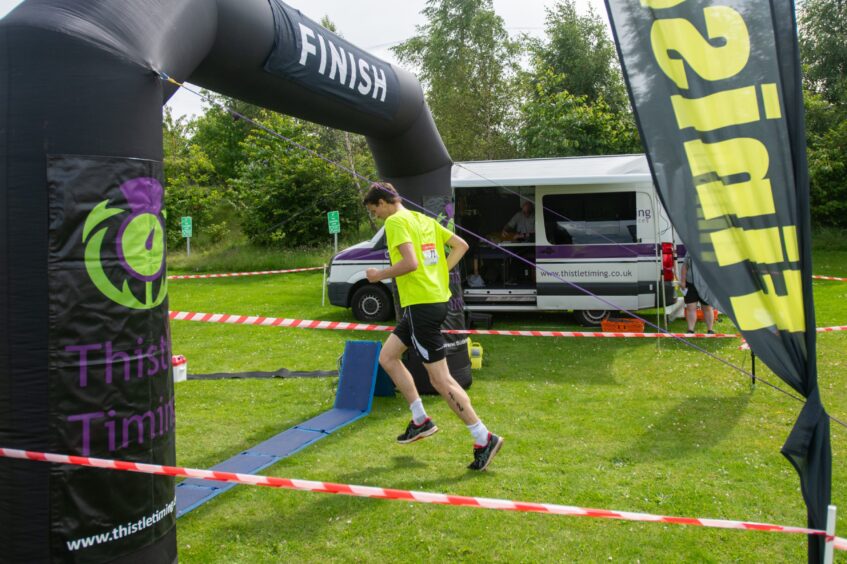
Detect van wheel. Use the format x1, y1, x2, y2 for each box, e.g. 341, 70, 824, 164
351, 284, 394, 322
574, 310, 610, 327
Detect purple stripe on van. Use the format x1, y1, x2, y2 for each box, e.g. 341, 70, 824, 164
338, 243, 683, 262
536, 244, 661, 260
335, 247, 387, 261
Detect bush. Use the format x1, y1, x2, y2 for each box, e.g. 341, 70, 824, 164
808, 119, 847, 228
164, 182, 225, 249
230, 113, 367, 247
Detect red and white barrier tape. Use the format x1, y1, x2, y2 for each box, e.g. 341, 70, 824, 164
169, 311, 393, 332
168, 266, 324, 280
453, 328, 736, 338
739, 326, 847, 350
0, 446, 841, 548
168, 311, 737, 338
813, 275, 847, 282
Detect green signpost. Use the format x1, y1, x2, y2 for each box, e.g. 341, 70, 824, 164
181, 216, 192, 256
327, 210, 340, 254
327, 211, 340, 234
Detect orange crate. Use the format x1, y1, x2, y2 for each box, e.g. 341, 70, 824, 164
696, 308, 720, 322
601, 318, 645, 332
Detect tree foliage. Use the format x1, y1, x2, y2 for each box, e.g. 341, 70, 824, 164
230, 111, 367, 247
799, 0, 847, 227
529, 0, 628, 111
799, 0, 847, 107
519, 70, 640, 157
162, 107, 225, 248
805, 93, 847, 227
190, 93, 264, 184
394, 0, 520, 160
517, 1, 638, 158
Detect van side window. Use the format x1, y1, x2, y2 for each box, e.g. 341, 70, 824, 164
542, 192, 637, 244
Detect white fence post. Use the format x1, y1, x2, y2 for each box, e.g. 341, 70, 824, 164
321, 264, 327, 307
824, 504, 837, 564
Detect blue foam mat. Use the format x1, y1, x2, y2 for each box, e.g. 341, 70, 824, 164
250, 427, 324, 457
176, 340, 383, 517
335, 341, 380, 411
176, 484, 219, 509
295, 408, 366, 433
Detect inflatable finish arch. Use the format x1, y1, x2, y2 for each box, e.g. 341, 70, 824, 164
0, 1, 452, 561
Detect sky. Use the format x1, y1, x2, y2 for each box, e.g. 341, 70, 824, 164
0, 0, 610, 119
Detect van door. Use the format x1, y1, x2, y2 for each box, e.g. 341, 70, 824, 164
634, 189, 662, 309
535, 187, 642, 311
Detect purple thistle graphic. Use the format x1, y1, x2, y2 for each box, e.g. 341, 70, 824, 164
116, 177, 166, 282
120, 177, 163, 215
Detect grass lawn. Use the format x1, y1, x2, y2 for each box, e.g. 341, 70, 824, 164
169, 246, 847, 562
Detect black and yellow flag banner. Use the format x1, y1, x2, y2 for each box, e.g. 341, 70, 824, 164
605, 0, 831, 560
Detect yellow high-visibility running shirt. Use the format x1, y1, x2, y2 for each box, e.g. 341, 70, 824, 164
384, 208, 453, 307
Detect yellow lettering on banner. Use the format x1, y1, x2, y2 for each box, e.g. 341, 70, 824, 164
711, 227, 784, 266
731, 270, 805, 331
651, 7, 750, 89
641, 0, 686, 8
685, 138, 776, 219
761, 83, 782, 119
671, 86, 759, 131
783, 226, 800, 262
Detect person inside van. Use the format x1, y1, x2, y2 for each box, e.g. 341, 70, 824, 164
502, 200, 536, 284
501, 200, 535, 242
362, 182, 504, 471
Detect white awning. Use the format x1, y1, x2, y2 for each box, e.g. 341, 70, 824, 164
451, 154, 652, 187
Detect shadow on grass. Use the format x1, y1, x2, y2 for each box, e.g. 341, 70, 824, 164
477, 337, 621, 386
202, 447, 495, 546
616, 394, 751, 463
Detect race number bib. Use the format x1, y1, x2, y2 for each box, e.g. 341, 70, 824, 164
421, 243, 439, 266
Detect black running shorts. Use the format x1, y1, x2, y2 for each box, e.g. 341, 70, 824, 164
393, 302, 449, 364
684, 282, 709, 306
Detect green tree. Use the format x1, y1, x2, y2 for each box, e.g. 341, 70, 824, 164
808, 120, 847, 227
394, 0, 520, 160
190, 93, 263, 184
162, 107, 225, 248
517, 2, 638, 158
530, 0, 628, 111
799, 0, 847, 107
230, 111, 366, 247
519, 71, 640, 157
805, 92, 847, 227
799, 0, 847, 227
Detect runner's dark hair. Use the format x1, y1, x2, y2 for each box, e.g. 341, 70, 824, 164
362, 182, 400, 205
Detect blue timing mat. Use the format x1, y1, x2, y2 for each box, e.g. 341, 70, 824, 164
176, 340, 392, 517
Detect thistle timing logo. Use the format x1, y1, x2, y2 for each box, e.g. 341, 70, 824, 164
82, 177, 168, 310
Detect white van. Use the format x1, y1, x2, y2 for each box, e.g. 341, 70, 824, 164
327, 155, 683, 325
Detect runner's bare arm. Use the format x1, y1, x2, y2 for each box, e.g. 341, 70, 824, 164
366, 242, 417, 282
445, 234, 469, 271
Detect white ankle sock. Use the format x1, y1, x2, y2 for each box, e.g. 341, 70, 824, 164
467, 421, 489, 446
410, 399, 427, 425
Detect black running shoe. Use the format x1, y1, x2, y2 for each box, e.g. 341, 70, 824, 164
396, 418, 438, 444
467, 433, 504, 471
707, 330, 715, 334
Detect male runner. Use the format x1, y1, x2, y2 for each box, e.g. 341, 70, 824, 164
363, 182, 503, 471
